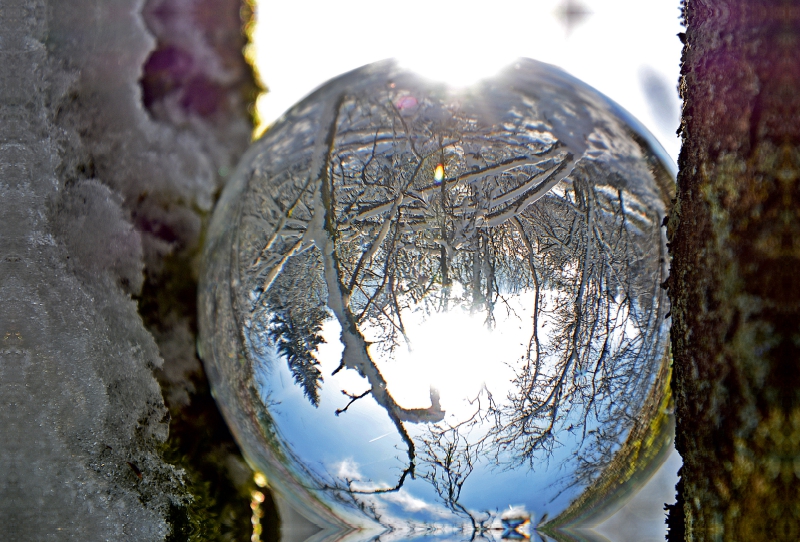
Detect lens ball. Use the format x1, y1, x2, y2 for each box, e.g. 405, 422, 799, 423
199, 58, 675, 536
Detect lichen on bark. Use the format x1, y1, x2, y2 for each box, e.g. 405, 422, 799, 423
668, 1, 800, 539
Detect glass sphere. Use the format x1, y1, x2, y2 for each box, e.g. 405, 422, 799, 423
199, 58, 675, 538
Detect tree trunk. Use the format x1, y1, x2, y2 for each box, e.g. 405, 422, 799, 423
668, 0, 800, 539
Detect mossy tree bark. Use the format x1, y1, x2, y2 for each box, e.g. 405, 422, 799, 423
668, 0, 800, 539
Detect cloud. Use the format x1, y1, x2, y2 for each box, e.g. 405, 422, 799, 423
382, 490, 454, 519
333, 460, 456, 521
336, 458, 362, 480
333, 459, 388, 492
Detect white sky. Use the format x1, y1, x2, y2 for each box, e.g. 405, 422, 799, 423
251, 0, 683, 161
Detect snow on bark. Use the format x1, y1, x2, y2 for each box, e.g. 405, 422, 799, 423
0, 0, 254, 539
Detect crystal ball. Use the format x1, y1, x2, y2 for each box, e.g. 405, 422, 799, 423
199, 58, 675, 536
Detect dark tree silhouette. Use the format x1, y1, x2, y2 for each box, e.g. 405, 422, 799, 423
268, 304, 326, 407
417, 422, 484, 529
246, 250, 329, 407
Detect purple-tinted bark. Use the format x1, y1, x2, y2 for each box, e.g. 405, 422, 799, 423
668, 0, 800, 538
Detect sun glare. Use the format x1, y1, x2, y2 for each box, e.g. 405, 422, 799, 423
396, 52, 518, 89
370, 291, 534, 420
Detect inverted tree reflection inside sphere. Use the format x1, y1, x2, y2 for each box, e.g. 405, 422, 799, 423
199, 59, 675, 538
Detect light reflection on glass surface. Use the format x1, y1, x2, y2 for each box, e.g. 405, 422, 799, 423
199, 58, 675, 541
